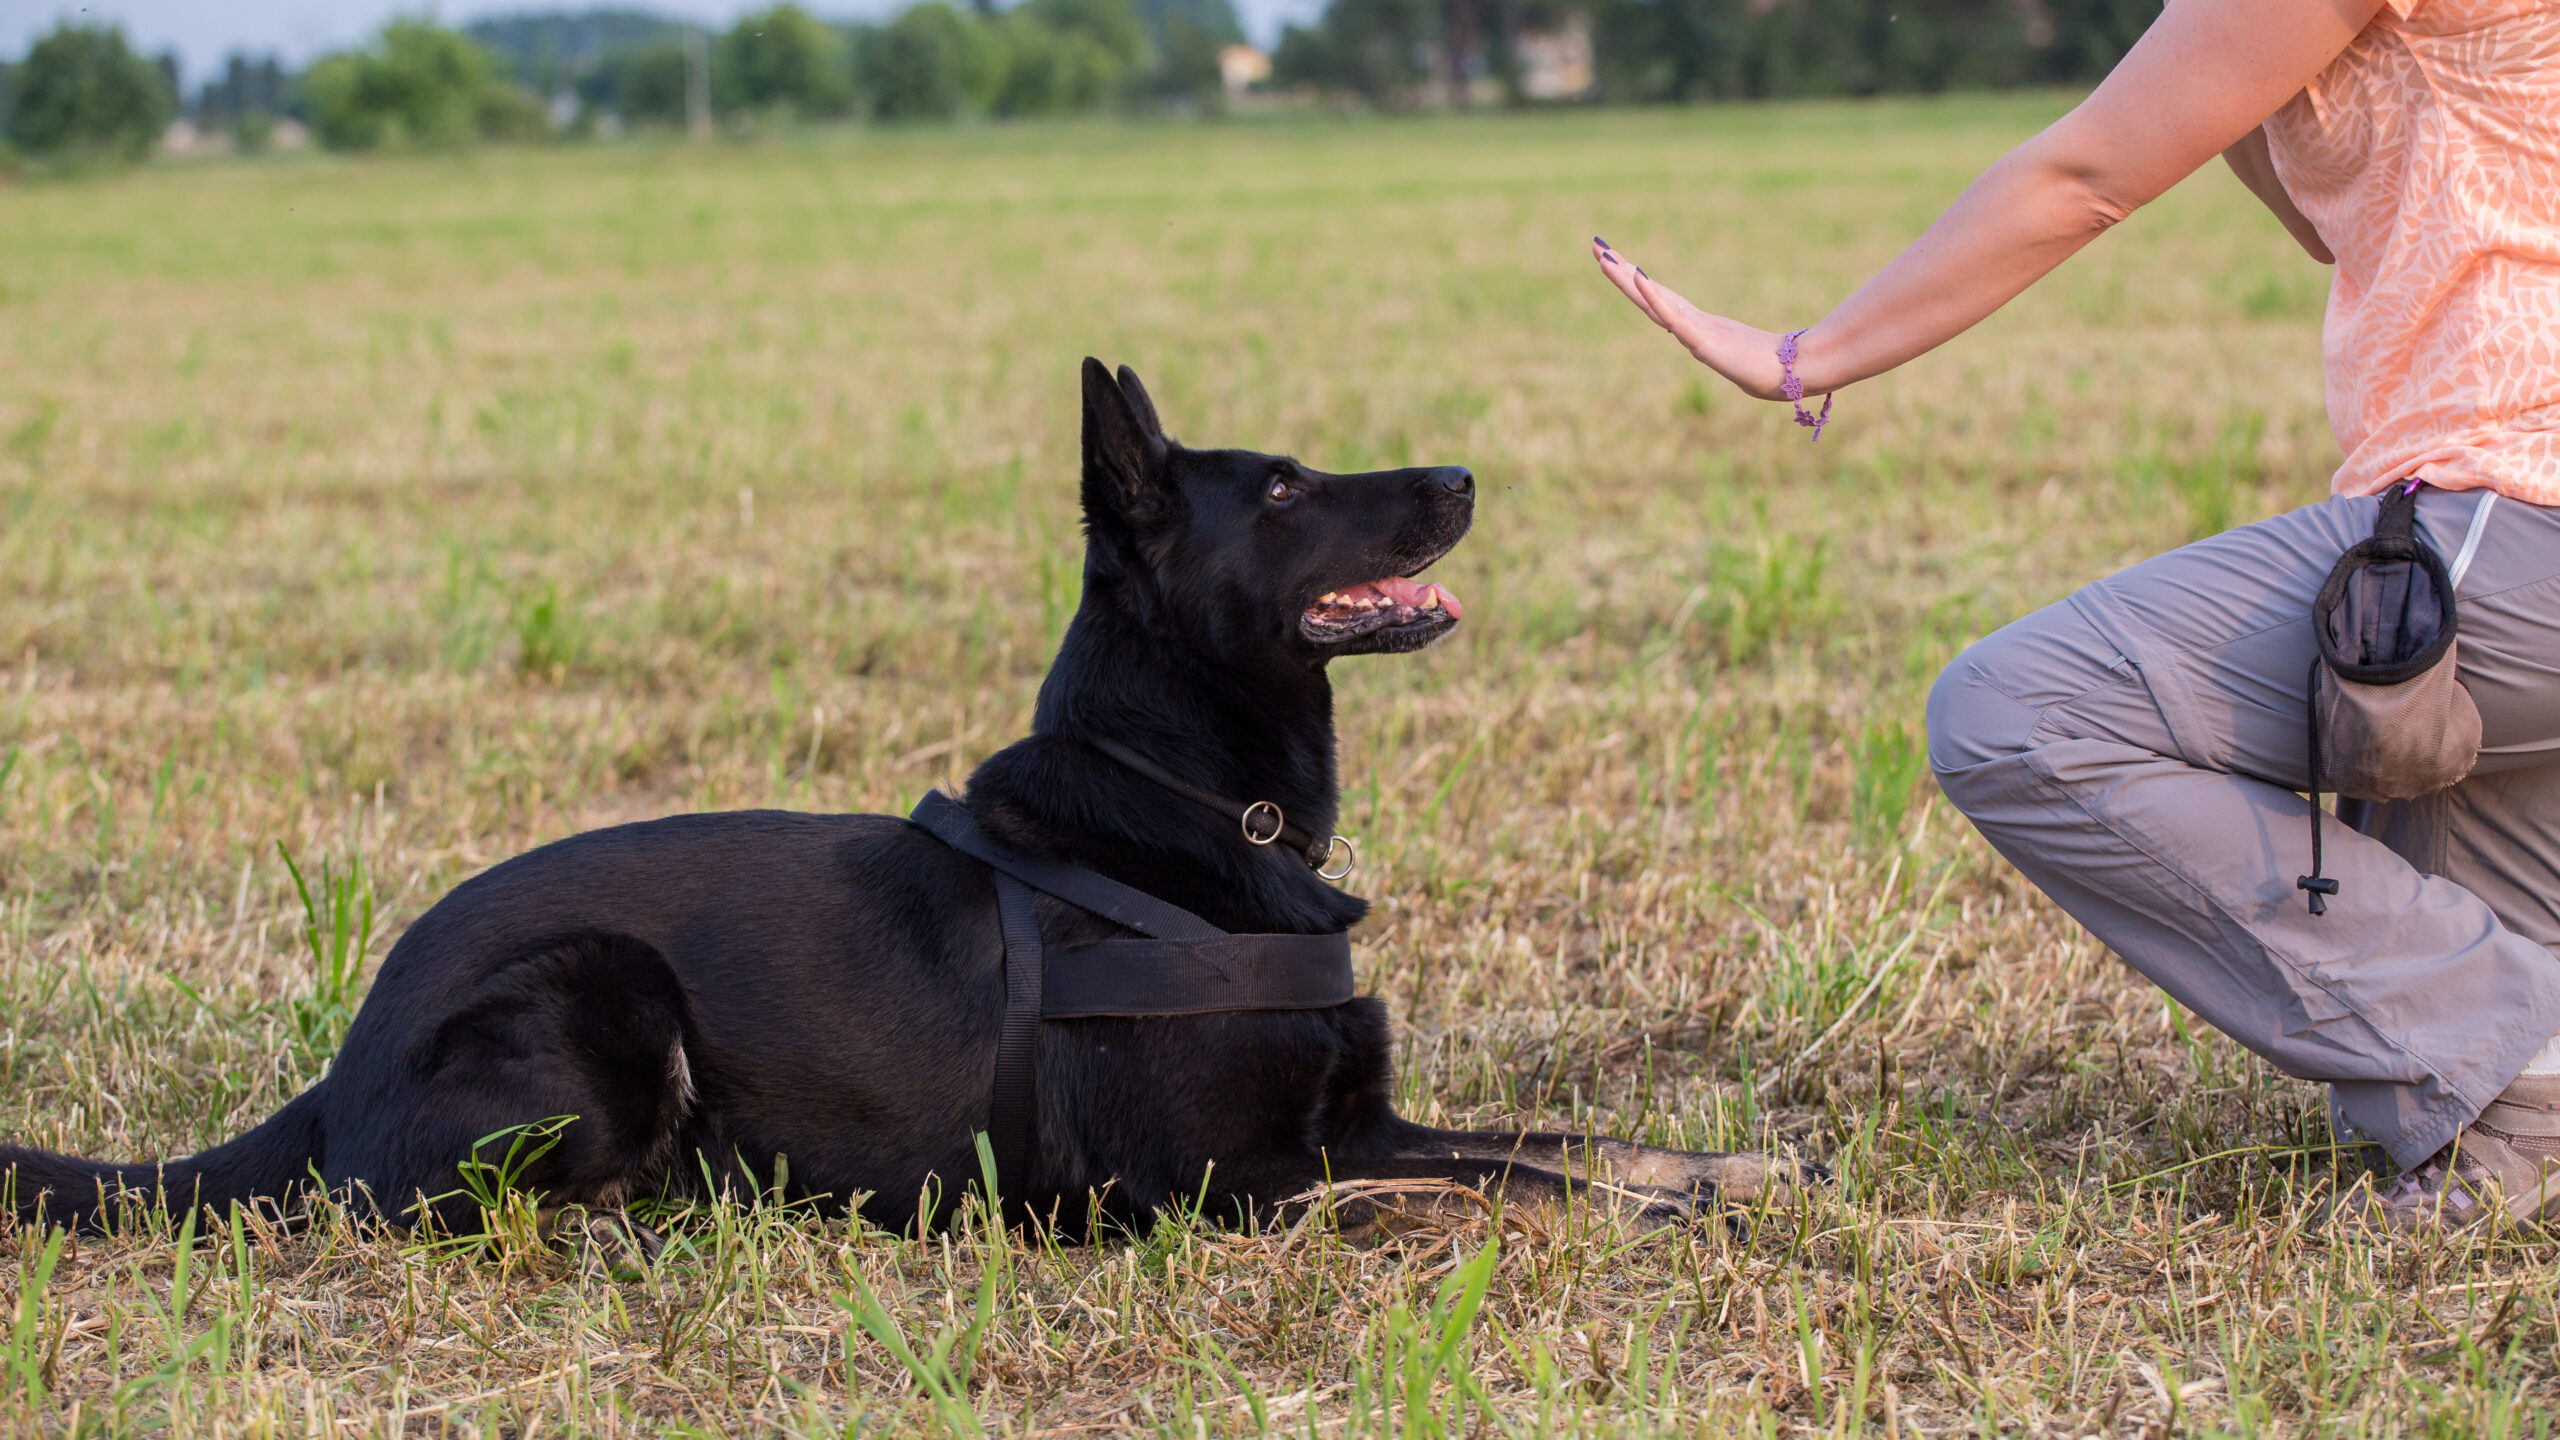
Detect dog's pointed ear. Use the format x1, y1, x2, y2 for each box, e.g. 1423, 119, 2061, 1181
1082, 356, 1170, 529
1115, 364, 1165, 440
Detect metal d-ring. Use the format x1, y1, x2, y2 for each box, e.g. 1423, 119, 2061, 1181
1240, 800, 1285, 846
1317, 835, 1356, 881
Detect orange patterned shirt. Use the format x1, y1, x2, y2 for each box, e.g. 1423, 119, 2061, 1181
2264, 0, 2560, 503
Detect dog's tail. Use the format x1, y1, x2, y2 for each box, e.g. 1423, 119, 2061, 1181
2, 1087, 327, 1233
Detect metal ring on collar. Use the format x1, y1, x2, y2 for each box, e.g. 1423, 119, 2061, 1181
1241, 800, 1284, 845
1317, 835, 1356, 881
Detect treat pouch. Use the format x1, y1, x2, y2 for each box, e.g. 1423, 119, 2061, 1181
2312, 485, 2481, 801
2298, 483, 2482, 913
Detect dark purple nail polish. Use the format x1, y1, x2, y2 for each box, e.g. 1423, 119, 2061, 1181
1596, 235, 1613, 249
1636, 267, 1650, 278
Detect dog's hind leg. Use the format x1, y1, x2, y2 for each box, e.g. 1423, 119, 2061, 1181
547, 1204, 668, 1274
341, 931, 698, 1236
1286, 1155, 1700, 1239
1382, 1129, 1824, 1211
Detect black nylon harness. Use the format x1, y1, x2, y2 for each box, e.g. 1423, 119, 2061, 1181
906, 791, 1356, 1197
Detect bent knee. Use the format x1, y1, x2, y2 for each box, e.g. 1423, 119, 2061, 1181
1926, 628, 2050, 782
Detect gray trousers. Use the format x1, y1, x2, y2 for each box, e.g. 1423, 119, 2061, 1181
1928, 489, 2560, 1169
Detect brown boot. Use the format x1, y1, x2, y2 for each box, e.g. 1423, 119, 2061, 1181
2339, 1073, 2560, 1233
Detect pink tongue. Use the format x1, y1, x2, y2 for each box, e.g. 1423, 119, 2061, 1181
1347, 576, 1466, 620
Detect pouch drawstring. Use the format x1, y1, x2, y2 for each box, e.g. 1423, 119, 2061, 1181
2298, 656, 2338, 916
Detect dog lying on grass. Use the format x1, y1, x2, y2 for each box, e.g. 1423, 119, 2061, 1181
2, 359, 1811, 1245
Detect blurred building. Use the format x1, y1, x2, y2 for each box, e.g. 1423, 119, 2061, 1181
1516, 19, 1593, 101
1219, 43, 1272, 97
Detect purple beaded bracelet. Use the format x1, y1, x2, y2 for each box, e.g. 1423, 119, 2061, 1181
1776, 328, 1832, 440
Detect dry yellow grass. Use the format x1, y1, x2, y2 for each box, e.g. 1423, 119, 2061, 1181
2, 98, 2550, 1435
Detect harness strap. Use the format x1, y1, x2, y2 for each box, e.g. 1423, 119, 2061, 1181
1048, 934, 1354, 1017
987, 873, 1044, 1193
908, 789, 1358, 1202
912, 791, 1220, 941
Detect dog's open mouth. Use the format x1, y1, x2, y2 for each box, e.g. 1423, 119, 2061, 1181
1299, 576, 1466, 644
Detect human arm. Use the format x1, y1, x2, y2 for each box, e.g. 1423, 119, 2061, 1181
1594, 0, 2380, 401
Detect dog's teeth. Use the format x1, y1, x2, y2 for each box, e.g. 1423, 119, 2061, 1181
1419, 592, 1441, 610
1318, 592, 1339, 604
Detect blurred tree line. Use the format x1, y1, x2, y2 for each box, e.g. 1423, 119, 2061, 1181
548, 0, 1240, 123
301, 21, 551, 148
0, 23, 177, 162
193, 54, 291, 148
0, 19, 541, 158
0, 0, 2163, 164
0, 0, 1234, 162
1274, 0, 2163, 104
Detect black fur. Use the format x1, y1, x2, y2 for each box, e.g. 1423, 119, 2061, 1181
2, 360, 1800, 1239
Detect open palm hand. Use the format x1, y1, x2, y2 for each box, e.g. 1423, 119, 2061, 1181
1590, 237, 1793, 401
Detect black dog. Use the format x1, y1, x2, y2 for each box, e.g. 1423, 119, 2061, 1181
3, 360, 1801, 1242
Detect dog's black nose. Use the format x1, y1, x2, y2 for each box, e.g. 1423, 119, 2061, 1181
1428, 466, 1474, 497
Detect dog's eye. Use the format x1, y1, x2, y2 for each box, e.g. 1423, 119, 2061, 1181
1266, 476, 1296, 504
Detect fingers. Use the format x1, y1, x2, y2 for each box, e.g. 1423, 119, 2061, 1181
1594, 237, 1707, 351
1628, 268, 1716, 362
1592, 236, 1665, 326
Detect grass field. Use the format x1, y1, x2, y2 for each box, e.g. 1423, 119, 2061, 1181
2, 96, 2548, 1435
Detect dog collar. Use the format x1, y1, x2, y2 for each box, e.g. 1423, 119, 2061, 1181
1081, 737, 1354, 880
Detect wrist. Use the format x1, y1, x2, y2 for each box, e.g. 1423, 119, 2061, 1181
1700, 320, 1790, 400
1774, 327, 1835, 440
1777, 325, 1835, 395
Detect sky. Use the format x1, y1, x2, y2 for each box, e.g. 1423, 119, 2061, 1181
0, 0, 1323, 86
